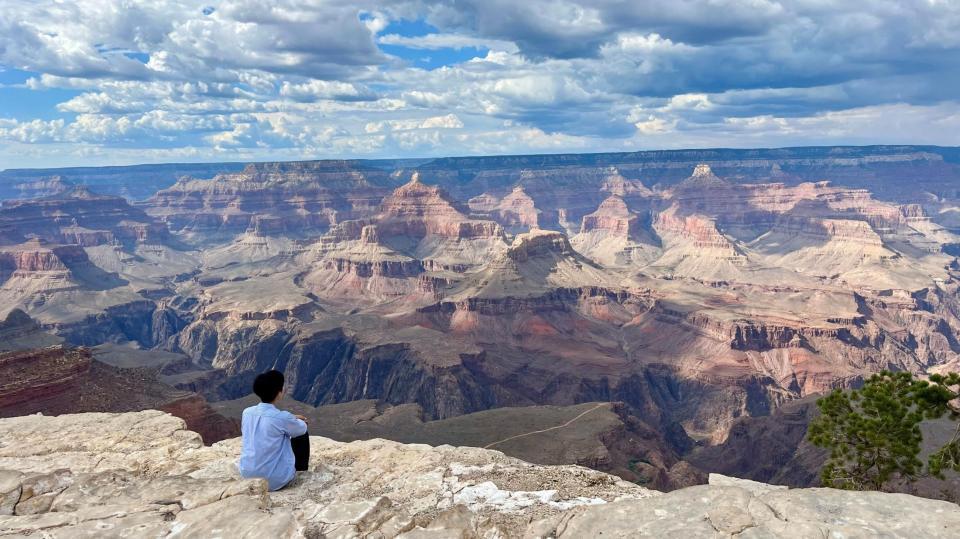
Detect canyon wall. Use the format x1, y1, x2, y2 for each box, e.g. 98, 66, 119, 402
3, 146, 960, 488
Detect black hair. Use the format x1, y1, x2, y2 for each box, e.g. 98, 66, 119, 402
253, 370, 284, 403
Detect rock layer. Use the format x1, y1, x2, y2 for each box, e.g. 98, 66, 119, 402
0, 187, 169, 247
0, 346, 236, 444
146, 161, 393, 243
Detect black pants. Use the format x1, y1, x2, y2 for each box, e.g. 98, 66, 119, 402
291, 432, 310, 471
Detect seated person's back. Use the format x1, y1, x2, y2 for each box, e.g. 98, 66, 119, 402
238, 370, 309, 491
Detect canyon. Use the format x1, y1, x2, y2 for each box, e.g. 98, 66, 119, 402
0, 310, 236, 443
2, 145, 960, 495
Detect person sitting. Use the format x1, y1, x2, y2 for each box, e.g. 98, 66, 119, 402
238, 370, 310, 491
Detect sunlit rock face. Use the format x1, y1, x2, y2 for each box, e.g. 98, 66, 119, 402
145, 161, 395, 244
374, 173, 504, 241
0, 187, 169, 247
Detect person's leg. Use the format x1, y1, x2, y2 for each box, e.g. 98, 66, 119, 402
290, 432, 310, 471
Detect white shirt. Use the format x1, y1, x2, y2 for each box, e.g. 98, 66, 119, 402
238, 402, 307, 491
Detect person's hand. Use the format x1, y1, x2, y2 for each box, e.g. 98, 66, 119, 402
294, 414, 309, 423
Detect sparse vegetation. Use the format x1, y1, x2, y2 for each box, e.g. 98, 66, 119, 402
808, 371, 960, 491
627, 457, 654, 485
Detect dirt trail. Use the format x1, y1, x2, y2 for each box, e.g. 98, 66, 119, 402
483, 402, 612, 449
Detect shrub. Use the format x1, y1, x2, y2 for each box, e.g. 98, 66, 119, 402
808, 371, 960, 490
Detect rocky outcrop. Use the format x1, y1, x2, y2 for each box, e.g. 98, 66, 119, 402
0, 240, 128, 305
0, 411, 958, 537
303, 174, 507, 279
532, 474, 960, 538
0, 187, 169, 247
0, 347, 236, 443
653, 204, 741, 253
466, 192, 500, 216
761, 214, 889, 249
599, 167, 653, 199
0, 240, 107, 278
0, 242, 71, 295
377, 174, 503, 240
572, 194, 661, 267
0, 310, 62, 352
321, 257, 424, 279
0, 347, 91, 411
0, 411, 654, 536
12, 176, 71, 199
505, 229, 578, 262
312, 225, 425, 281
493, 186, 540, 230
146, 161, 393, 243
580, 195, 637, 237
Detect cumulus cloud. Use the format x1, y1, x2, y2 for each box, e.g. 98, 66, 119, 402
0, 0, 957, 167
0, 0, 387, 81
379, 33, 518, 53
365, 113, 464, 133
279, 80, 378, 102
0, 119, 67, 143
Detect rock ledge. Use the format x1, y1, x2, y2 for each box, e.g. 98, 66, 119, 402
0, 411, 958, 538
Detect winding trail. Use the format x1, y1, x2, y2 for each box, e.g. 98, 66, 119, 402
483, 402, 612, 449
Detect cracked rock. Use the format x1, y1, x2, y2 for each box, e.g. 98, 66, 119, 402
3, 411, 960, 538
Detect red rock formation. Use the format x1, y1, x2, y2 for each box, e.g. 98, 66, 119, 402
377, 174, 503, 239
0, 239, 127, 296
600, 168, 653, 199
0, 345, 237, 443
474, 167, 618, 232
146, 161, 391, 241
467, 193, 500, 215
321, 258, 423, 279
504, 229, 577, 262
654, 204, 740, 252
0, 240, 79, 293
666, 168, 905, 235
3, 241, 70, 272
494, 186, 540, 230
580, 196, 638, 237
0, 187, 168, 246
0, 346, 91, 410
766, 215, 887, 247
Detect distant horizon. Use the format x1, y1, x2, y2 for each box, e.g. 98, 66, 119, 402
4, 143, 960, 173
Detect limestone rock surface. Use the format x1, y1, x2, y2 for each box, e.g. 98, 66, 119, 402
1, 411, 959, 538
528, 475, 960, 538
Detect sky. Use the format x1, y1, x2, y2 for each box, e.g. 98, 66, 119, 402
1, 0, 959, 169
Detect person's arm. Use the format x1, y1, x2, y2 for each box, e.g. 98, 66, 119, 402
279, 411, 308, 437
